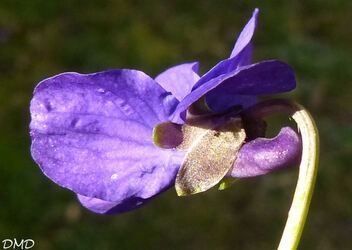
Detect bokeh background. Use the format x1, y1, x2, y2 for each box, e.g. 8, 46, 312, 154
1, 0, 351, 249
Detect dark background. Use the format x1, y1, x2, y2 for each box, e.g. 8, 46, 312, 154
1, 0, 351, 249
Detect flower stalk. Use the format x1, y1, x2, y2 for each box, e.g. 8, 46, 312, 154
241, 99, 319, 250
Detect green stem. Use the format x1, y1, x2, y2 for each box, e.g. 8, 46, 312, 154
242, 99, 319, 250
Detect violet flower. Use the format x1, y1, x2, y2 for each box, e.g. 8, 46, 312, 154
30, 9, 301, 214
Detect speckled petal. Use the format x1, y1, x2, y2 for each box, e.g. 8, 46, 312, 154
30, 69, 185, 204
77, 194, 150, 214
227, 127, 302, 178
170, 60, 296, 123
155, 62, 200, 101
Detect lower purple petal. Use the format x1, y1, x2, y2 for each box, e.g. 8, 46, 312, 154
228, 127, 302, 178
30, 69, 185, 204
77, 194, 150, 214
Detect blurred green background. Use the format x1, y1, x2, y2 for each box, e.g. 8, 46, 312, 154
1, 0, 351, 249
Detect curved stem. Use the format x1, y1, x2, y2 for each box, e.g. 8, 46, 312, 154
241, 99, 319, 250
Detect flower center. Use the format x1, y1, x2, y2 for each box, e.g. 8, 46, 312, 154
153, 113, 247, 196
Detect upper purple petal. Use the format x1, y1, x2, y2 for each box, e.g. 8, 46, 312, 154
205, 60, 296, 112
155, 62, 200, 101
235, 43, 253, 67
191, 45, 253, 92
30, 69, 185, 204
230, 8, 259, 58
170, 60, 296, 123
227, 127, 302, 178
191, 9, 258, 91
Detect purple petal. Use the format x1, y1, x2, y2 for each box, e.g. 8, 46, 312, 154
191, 9, 258, 92
191, 42, 253, 92
227, 127, 302, 178
230, 8, 259, 58
170, 60, 296, 123
30, 69, 186, 204
170, 72, 235, 123
206, 60, 296, 112
205, 94, 257, 113
77, 194, 150, 214
235, 43, 253, 67
155, 62, 200, 101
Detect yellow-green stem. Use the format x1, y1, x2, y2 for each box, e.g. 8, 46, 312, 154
242, 99, 319, 250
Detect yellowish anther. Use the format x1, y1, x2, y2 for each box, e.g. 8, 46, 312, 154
153, 122, 183, 149
218, 177, 238, 191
